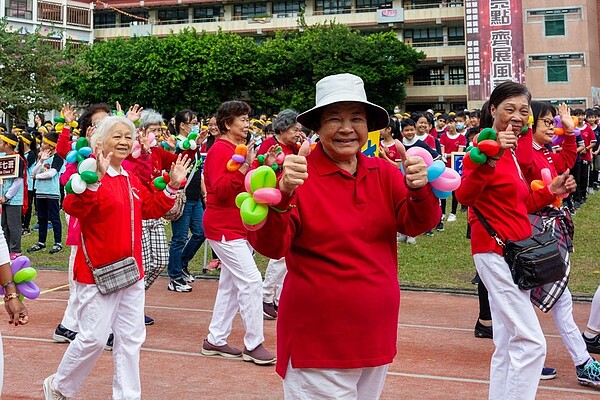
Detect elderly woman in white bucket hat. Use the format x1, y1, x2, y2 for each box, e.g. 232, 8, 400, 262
247, 73, 441, 399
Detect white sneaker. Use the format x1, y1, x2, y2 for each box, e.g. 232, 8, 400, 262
441, 214, 446, 221
447, 214, 457, 222
397, 233, 407, 243
587, 188, 595, 195
406, 236, 417, 244
43, 375, 69, 400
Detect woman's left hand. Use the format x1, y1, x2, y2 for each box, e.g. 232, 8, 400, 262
396, 141, 428, 189
549, 169, 577, 196
558, 103, 575, 132
263, 145, 280, 167
127, 104, 144, 123
5, 297, 28, 326
95, 141, 113, 182
169, 154, 192, 188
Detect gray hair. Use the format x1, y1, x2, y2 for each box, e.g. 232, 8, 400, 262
272, 109, 299, 134
139, 109, 164, 129
90, 116, 136, 149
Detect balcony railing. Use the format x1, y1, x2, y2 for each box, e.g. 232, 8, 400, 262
67, 5, 91, 27
409, 39, 465, 47
38, 1, 63, 23
404, 0, 464, 10
409, 79, 466, 86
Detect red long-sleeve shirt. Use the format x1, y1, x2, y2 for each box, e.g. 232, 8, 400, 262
247, 143, 440, 377
203, 138, 247, 240
456, 139, 556, 256
521, 135, 577, 183
63, 168, 175, 284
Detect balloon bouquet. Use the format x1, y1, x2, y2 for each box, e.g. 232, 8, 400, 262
0, 256, 40, 300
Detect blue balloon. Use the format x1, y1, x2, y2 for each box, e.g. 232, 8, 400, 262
427, 159, 446, 182
431, 187, 452, 199
66, 150, 79, 164
78, 147, 93, 158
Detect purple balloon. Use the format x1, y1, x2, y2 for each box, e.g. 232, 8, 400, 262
554, 115, 564, 128
17, 281, 40, 300
552, 135, 564, 147
10, 256, 30, 276
231, 154, 246, 163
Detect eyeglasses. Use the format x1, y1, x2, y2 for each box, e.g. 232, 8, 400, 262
187, 121, 199, 126
540, 118, 555, 128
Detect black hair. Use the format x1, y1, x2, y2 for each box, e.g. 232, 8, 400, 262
530, 101, 557, 133
400, 118, 416, 130
19, 131, 38, 158
0, 132, 25, 159
78, 103, 111, 138
571, 108, 585, 116
216, 101, 252, 134
168, 109, 197, 136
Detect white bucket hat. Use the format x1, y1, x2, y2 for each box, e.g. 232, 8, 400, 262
297, 73, 390, 132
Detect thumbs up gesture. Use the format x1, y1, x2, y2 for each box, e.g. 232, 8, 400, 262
279, 140, 311, 195
394, 140, 428, 189
497, 124, 518, 152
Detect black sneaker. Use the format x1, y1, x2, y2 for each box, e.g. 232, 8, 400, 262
27, 242, 46, 253
168, 278, 192, 293
21, 228, 30, 236
182, 268, 195, 283
583, 333, 600, 354
540, 366, 557, 380
424, 230, 434, 237
105, 333, 114, 351
49, 243, 63, 254
436, 222, 444, 232
263, 302, 278, 320
52, 324, 78, 343
145, 315, 155, 325
474, 320, 493, 339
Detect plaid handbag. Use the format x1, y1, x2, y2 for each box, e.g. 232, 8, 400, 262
81, 176, 140, 295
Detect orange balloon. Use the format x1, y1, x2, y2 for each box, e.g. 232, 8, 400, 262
235, 144, 247, 157
554, 127, 565, 136
530, 180, 545, 191
226, 159, 241, 172
552, 197, 562, 208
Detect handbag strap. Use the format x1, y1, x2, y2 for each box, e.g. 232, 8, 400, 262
81, 175, 135, 270
472, 206, 506, 248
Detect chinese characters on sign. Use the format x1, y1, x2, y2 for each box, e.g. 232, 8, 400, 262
0, 155, 19, 179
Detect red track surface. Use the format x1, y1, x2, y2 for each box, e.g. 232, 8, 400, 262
2, 270, 599, 399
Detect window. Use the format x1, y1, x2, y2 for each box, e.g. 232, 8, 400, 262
356, 0, 390, 12
233, 3, 268, 18
193, 6, 223, 20
404, 28, 443, 46
7, 0, 33, 19
449, 66, 466, 85
545, 15, 565, 36
94, 12, 116, 27
547, 59, 568, 82
272, 1, 303, 17
157, 8, 188, 24
120, 11, 148, 25
315, 0, 351, 15
429, 67, 444, 85
447, 26, 464, 45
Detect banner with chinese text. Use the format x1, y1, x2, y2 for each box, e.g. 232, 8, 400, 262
466, 0, 525, 102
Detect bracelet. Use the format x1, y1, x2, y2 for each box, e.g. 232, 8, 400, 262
166, 184, 179, 194
269, 204, 296, 213
1, 281, 14, 288
3, 293, 19, 302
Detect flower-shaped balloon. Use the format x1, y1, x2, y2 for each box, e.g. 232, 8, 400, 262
54, 111, 78, 132
153, 171, 186, 190
256, 147, 285, 171
227, 144, 248, 172
66, 137, 93, 164
235, 166, 282, 230
0, 256, 40, 300
177, 127, 199, 151
403, 147, 461, 199
530, 167, 568, 208
65, 158, 99, 194
463, 128, 500, 169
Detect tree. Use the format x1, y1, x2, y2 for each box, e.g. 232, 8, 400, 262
59, 22, 425, 117
0, 19, 66, 123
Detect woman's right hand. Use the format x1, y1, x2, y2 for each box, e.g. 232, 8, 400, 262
558, 103, 575, 132
495, 123, 518, 158
279, 140, 310, 195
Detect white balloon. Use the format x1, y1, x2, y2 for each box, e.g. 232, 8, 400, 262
71, 174, 87, 194
78, 158, 97, 174
189, 141, 197, 150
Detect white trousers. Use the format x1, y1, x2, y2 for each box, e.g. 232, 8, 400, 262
474, 252, 545, 400
263, 257, 287, 305
549, 286, 590, 365
588, 286, 600, 332
283, 360, 388, 400
207, 238, 264, 351
60, 245, 80, 332
53, 280, 146, 399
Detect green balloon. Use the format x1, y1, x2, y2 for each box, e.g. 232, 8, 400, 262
240, 197, 268, 225
271, 164, 279, 171
188, 133, 198, 141
250, 165, 277, 192
76, 137, 89, 150
80, 171, 99, 184
65, 180, 75, 194
14, 267, 37, 284
235, 192, 252, 208
470, 148, 487, 164
478, 128, 497, 141
257, 155, 265, 165
154, 177, 167, 190
76, 154, 86, 163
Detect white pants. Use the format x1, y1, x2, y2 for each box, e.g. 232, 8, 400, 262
60, 245, 80, 332
263, 257, 287, 305
283, 360, 388, 400
588, 286, 600, 332
207, 238, 264, 351
0, 332, 3, 395
550, 286, 590, 365
474, 253, 545, 400
53, 280, 146, 399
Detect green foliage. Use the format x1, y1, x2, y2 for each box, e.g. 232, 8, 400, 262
59, 22, 425, 117
0, 19, 66, 122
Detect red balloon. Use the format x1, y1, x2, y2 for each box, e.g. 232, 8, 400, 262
462, 152, 476, 170
162, 171, 171, 183
477, 140, 500, 157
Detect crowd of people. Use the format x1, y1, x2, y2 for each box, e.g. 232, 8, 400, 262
0, 74, 597, 399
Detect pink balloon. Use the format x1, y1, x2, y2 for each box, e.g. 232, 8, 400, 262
147, 133, 156, 146
10, 256, 30, 276
276, 152, 285, 164
16, 281, 40, 300
430, 168, 461, 192
253, 188, 282, 205
541, 168, 553, 186
232, 154, 245, 163
243, 219, 266, 231
406, 146, 434, 166
244, 169, 254, 193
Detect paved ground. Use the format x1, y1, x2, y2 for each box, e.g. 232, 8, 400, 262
2, 270, 600, 399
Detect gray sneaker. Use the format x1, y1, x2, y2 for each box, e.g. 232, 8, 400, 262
242, 343, 276, 365
201, 339, 242, 358
43, 374, 69, 400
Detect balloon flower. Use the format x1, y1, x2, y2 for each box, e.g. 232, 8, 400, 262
153, 172, 186, 191
256, 147, 285, 171
404, 147, 461, 199
235, 166, 282, 231
65, 137, 93, 164
65, 157, 99, 195
0, 256, 40, 300
177, 127, 199, 151
463, 128, 500, 169
227, 144, 248, 172
553, 115, 566, 136
54, 112, 78, 132
530, 167, 568, 208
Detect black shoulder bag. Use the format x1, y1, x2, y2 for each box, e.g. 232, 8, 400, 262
472, 207, 567, 290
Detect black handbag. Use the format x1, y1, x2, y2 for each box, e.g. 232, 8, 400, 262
473, 207, 567, 290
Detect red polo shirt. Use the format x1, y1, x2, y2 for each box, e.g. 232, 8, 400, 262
247, 143, 440, 377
